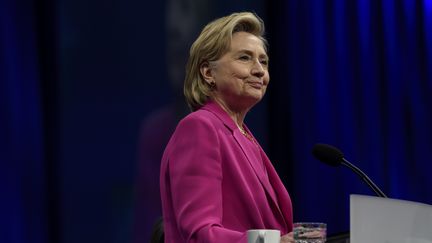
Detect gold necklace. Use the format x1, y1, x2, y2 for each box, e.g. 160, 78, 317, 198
238, 126, 256, 144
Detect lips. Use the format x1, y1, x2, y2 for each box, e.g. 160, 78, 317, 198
247, 81, 264, 89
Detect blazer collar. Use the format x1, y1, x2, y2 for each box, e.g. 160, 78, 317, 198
200, 101, 266, 182
201, 100, 238, 132
201, 100, 286, 225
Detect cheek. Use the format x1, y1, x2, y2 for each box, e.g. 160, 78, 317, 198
264, 73, 270, 85
230, 66, 250, 79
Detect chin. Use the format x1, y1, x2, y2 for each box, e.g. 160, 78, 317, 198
250, 91, 265, 100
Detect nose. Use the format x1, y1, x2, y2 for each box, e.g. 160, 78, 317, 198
251, 60, 265, 77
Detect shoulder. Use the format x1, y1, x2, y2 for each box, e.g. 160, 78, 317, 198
176, 109, 221, 131
163, 109, 223, 158
167, 109, 230, 145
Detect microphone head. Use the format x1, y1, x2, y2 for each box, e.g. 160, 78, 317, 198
312, 143, 344, 166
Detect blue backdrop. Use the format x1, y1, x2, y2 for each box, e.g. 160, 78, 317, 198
0, 0, 48, 242
268, 0, 432, 235
2, 0, 432, 242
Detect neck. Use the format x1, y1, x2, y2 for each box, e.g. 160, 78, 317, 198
212, 97, 249, 128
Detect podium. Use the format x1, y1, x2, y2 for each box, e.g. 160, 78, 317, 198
350, 194, 432, 243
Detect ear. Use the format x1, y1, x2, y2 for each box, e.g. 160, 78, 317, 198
200, 61, 214, 85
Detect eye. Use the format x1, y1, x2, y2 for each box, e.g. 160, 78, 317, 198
260, 59, 269, 66
239, 55, 251, 61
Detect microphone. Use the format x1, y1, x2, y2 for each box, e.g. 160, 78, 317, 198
312, 143, 387, 198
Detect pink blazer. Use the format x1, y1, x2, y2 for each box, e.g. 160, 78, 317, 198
160, 101, 293, 242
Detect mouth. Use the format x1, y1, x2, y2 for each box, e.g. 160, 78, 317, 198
247, 81, 264, 89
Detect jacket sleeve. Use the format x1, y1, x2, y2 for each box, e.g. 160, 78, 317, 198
167, 115, 247, 243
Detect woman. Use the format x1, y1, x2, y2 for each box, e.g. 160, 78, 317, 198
160, 12, 294, 242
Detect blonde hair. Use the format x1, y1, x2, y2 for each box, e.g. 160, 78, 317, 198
184, 12, 267, 111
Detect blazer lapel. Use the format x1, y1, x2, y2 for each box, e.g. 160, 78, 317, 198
201, 101, 283, 217
233, 130, 268, 182
260, 148, 291, 231
234, 125, 288, 230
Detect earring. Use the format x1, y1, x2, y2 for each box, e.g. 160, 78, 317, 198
209, 81, 216, 89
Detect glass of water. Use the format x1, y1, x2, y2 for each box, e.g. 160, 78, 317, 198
293, 222, 326, 243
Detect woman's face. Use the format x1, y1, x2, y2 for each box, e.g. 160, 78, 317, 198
204, 31, 270, 110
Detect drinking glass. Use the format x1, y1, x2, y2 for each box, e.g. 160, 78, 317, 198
293, 222, 326, 243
